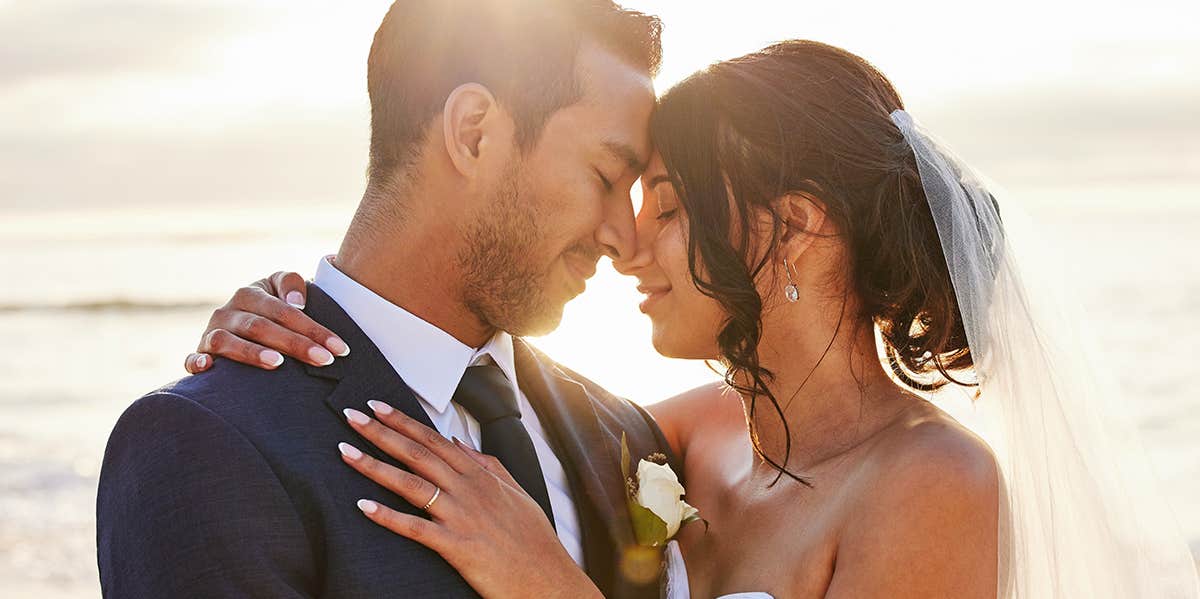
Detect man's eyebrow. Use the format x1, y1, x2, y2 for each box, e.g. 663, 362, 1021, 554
603, 140, 647, 173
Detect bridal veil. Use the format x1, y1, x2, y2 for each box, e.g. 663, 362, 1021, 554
891, 109, 1199, 598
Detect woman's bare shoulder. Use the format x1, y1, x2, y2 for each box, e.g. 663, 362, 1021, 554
867, 404, 1000, 508
910, 408, 996, 476
829, 404, 1000, 597
645, 381, 740, 458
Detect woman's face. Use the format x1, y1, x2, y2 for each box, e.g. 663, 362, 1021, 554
617, 153, 727, 360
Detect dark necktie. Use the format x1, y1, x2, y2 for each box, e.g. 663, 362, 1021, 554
452, 364, 556, 528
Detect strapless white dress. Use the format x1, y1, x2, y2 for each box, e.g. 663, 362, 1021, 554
662, 540, 774, 599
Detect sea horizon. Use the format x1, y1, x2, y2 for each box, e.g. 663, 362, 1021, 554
2, 195, 1198, 596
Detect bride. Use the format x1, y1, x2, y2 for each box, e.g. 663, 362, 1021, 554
185, 40, 1198, 598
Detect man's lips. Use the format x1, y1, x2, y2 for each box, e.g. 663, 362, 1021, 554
564, 254, 599, 284
637, 282, 671, 313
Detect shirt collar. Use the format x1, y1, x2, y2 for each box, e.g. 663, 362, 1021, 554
472, 329, 518, 393
312, 256, 515, 414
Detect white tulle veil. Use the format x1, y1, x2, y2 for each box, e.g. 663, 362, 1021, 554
890, 109, 1199, 598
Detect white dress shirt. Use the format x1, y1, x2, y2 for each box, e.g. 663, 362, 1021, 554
312, 257, 584, 566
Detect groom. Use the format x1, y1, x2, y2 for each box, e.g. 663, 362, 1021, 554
96, 1, 673, 597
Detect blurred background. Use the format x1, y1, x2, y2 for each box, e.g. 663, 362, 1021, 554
1, 0, 1196, 596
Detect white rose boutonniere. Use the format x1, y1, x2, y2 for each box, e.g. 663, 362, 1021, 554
620, 433, 703, 547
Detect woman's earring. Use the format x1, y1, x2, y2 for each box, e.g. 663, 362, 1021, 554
783, 259, 800, 303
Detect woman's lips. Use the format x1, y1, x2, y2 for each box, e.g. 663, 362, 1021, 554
637, 283, 671, 314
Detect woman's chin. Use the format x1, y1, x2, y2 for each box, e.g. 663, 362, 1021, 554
649, 324, 717, 361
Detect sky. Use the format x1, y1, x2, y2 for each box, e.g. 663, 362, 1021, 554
1, 0, 1197, 215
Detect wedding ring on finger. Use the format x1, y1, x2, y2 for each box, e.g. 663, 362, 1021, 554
422, 486, 441, 511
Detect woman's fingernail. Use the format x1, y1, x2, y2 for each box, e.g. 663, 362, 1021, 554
343, 408, 370, 426
326, 337, 350, 357
366, 400, 393, 415
357, 499, 379, 515
195, 354, 208, 369
308, 346, 335, 366
286, 291, 305, 309
338, 442, 363, 460
261, 350, 284, 367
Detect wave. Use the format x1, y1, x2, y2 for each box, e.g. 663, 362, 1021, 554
0, 299, 216, 314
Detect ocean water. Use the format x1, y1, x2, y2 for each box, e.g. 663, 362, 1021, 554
1, 196, 1197, 597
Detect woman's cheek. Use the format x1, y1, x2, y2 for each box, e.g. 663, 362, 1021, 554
655, 220, 688, 286
655, 220, 727, 360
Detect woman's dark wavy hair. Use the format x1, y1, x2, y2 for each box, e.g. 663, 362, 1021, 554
650, 40, 973, 485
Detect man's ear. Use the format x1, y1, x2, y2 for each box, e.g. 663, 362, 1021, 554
441, 83, 509, 179
775, 191, 828, 264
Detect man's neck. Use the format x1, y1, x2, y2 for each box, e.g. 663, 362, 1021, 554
334, 218, 497, 349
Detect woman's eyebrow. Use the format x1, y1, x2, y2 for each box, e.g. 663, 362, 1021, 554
646, 174, 672, 188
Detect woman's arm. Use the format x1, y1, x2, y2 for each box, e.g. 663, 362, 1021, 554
339, 402, 602, 599
645, 381, 738, 463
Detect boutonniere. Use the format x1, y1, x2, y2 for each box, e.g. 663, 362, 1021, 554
620, 433, 703, 547
618, 433, 705, 585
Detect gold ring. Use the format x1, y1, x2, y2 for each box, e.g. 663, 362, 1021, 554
422, 486, 441, 511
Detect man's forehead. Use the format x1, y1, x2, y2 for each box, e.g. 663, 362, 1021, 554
577, 46, 654, 105
575, 38, 655, 96
560, 41, 654, 171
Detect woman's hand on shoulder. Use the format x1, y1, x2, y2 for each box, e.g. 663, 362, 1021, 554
826, 417, 1000, 599
184, 271, 349, 374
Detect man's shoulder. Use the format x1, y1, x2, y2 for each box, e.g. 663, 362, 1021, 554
119, 358, 332, 444
164, 356, 323, 403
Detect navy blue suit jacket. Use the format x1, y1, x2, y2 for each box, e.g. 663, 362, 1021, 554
97, 286, 676, 598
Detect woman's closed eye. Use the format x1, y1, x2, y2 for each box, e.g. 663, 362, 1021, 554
655, 193, 678, 221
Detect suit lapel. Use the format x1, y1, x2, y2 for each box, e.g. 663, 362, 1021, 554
305, 289, 649, 596
512, 338, 635, 559
302, 286, 437, 464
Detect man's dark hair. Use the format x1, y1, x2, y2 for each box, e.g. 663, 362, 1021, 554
365, 0, 662, 187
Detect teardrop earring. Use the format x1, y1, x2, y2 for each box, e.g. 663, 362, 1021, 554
783, 259, 800, 303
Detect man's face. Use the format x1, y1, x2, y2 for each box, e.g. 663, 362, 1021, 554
458, 41, 655, 337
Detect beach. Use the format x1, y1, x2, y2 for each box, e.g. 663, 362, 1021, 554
2, 195, 1197, 597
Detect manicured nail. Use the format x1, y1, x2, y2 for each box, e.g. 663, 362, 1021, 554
308, 345, 334, 366
260, 350, 284, 367
326, 337, 350, 357
366, 400, 393, 415
195, 354, 208, 369
286, 291, 305, 309
338, 442, 363, 460
343, 408, 370, 425
357, 499, 378, 515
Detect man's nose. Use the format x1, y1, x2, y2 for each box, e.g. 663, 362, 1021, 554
611, 214, 654, 275
594, 194, 637, 263
611, 188, 659, 275
611, 244, 653, 275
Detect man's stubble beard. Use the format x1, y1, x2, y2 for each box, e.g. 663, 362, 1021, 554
458, 163, 565, 338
